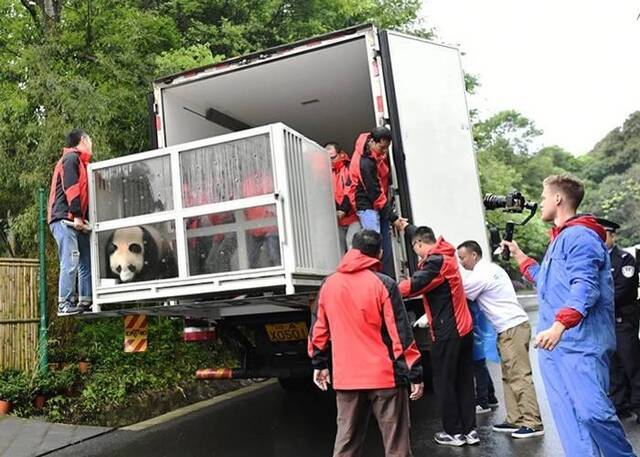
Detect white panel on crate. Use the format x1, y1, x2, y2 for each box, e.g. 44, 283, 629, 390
283, 128, 341, 273
89, 124, 340, 306
93, 154, 173, 222
385, 32, 490, 255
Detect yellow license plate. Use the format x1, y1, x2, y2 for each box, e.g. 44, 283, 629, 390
265, 322, 308, 342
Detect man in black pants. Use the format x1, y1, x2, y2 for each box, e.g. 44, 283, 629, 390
399, 225, 477, 446
598, 218, 640, 420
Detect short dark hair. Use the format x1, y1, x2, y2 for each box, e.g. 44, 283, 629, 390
370, 126, 392, 143
457, 240, 483, 257
65, 128, 89, 148
352, 230, 382, 258
543, 174, 585, 210
411, 226, 436, 244
324, 141, 339, 150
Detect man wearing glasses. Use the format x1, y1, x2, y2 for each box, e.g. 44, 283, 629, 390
399, 224, 477, 447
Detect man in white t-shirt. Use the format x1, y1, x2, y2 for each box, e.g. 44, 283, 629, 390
457, 240, 544, 439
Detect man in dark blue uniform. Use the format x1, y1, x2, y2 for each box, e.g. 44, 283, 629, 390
598, 217, 640, 421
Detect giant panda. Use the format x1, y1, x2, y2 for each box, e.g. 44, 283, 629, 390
105, 225, 178, 283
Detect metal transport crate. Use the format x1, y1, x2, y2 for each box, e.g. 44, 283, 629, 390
89, 123, 340, 306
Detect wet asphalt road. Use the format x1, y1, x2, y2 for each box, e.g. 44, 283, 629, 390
49, 309, 640, 457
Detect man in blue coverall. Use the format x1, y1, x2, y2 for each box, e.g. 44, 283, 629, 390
503, 174, 635, 457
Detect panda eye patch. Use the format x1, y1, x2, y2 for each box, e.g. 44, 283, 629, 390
129, 243, 142, 254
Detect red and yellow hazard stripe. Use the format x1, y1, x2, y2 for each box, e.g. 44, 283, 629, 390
124, 315, 148, 353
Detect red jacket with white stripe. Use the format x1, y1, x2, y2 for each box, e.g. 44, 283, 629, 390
308, 249, 422, 389
48, 148, 91, 223
348, 133, 398, 222
399, 236, 473, 342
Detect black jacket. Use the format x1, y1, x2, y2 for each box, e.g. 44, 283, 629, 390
610, 245, 638, 317
354, 155, 398, 222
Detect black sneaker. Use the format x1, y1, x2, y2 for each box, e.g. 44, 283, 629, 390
57, 303, 82, 316
617, 410, 632, 419
488, 396, 500, 408
78, 301, 93, 313
492, 422, 519, 433
434, 432, 466, 446
511, 426, 545, 439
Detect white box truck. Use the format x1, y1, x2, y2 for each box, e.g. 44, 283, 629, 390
87, 24, 488, 385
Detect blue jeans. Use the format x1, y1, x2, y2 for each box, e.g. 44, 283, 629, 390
50, 221, 92, 305
357, 210, 394, 277
357, 210, 380, 232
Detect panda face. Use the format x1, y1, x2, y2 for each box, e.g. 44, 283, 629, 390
108, 227, 146, 283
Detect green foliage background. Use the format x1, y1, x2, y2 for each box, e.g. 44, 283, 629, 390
0, 0, 426, 256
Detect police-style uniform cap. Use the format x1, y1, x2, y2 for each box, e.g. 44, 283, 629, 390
596, 217, 620, 233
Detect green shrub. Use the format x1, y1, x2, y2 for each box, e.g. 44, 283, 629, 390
0, 371, 29, 403
34, 366, 78, 396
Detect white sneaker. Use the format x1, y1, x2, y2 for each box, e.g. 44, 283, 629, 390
464, 430, 480, 445
434, 432, 466, 446
476, 404, 491, 414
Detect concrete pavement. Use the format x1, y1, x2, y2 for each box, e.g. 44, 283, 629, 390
0, 416, 111, 457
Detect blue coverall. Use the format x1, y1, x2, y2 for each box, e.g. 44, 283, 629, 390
524, 223, 635, 456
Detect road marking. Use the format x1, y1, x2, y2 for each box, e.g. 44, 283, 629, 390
121, 379, 278, 431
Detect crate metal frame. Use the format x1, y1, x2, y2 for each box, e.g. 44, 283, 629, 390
88, 123, 339, 306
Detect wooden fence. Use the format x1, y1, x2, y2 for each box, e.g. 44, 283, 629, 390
0, 258, 40, 372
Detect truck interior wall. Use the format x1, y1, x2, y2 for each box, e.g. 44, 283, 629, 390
161, 38, 376, 154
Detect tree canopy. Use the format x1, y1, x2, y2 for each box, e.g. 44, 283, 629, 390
0, 0, 425, 255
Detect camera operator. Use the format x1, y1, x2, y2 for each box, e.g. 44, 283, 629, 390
502, 174, 634, 456
597, 218, 640, 422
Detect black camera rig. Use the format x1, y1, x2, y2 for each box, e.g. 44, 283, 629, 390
483, 191, 538, 261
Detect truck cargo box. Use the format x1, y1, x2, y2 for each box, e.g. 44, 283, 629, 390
89, 123, 340, 306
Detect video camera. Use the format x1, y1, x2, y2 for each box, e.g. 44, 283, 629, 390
483, 192, 537, 214
483, 191, 537, 261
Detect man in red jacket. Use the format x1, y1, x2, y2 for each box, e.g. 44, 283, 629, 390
48, 128, 93, 316
349, 127, 406, 276
399, 225, 477, 447
309, 230, 423, 457
326, 142, 360, 253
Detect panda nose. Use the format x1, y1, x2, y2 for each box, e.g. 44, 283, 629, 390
128, 265, 137, 273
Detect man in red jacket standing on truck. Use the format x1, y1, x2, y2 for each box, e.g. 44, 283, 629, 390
399, 225, 477, 447
309, 230, 423, 457
349, 127, 406, 277
48, 128, 93, 316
